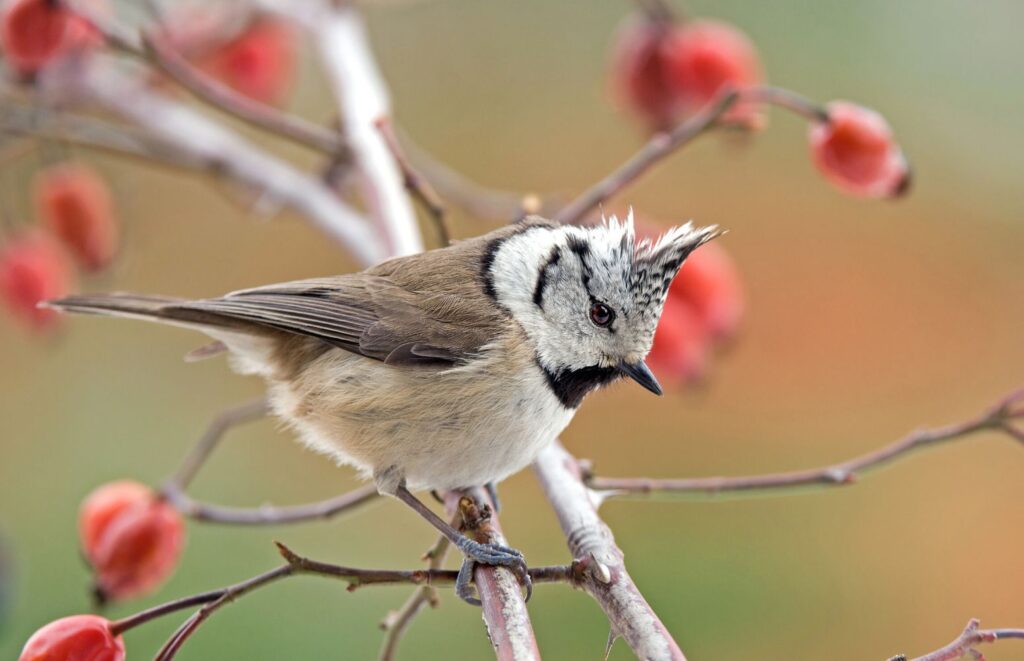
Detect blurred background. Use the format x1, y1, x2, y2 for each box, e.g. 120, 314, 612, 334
2, 0, 1023, 658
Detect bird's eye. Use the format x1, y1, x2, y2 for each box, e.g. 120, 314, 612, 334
589, 302, 613, 327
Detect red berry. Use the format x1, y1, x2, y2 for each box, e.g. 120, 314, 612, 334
0, 230, 74, 330
647, 293, 712, 387
199, 18, 296, 106
79, 481, 184, 602
809, 101, 910, 198
34, 164, 119, 272
664, 19, 764, 127
611, 15, 763, 130
0, 0, 101, 76
671, 241, 744, 339
610, 17, 682, 130
20, 614, 125, 661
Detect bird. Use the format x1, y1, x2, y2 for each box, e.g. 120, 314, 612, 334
48, 213, 720, 603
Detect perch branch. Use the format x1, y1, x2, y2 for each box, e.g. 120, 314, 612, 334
43, 54, 387, 264
534, 441, 686, 661
444, 489, 542, 661
586, 388, 1024, 499
312, 2, 423, 256
554, 85, 828, 224
889, 618, 1024, 661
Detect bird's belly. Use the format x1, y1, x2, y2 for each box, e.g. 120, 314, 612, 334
271, 346, 574, 492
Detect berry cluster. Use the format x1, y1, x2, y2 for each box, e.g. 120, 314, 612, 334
17, 481, 183, 660
610, 9, 909, 199
0, 3, 298, 335
0, 164, 117, 332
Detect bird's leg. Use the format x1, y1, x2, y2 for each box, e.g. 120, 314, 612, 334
484, 482, 501, 513
389, 483, 530, 605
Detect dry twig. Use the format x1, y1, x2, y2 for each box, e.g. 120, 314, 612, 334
586, 389, 1024, 498
890, 618, 1024, 661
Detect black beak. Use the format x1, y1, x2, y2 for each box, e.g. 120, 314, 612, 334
617, 360, 663, 396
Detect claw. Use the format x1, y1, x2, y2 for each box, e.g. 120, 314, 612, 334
456, 559, 481, 606
452, 538, 532, 605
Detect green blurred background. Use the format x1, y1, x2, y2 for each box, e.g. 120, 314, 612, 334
2, 0, 1023, 658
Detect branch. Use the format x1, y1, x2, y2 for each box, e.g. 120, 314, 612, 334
105, 541, 570, 659
311, 2, 423, 256
375, 116, 451, 247
533, 441, 686, 661
444, 489, 541, 661
63, 0, 347, 155
401, 133, 545, 223
586, 388, 1024, 499
164, 484, 381, 526
378, 524, 454, 661
168, 398, 267, 489
554, 85, 828, 224
159, 398, 382, 525
890, 619, 1024, 661
141, 30, 348, 155
0, 101, 211, 171
42, 54, 388, 265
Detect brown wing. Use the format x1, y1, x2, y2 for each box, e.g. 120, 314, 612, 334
167, 220, 550, 366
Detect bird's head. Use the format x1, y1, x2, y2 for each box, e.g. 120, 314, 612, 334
485, 212, 721, 407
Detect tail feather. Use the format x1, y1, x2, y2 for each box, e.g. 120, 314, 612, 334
47, 293, 249, 330
48, 293, 282, 376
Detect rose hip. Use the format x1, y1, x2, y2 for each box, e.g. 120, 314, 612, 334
34, 164, 119, 272
79, 480, 185, 602
19, 614, 125, 661
0, 230, 74, 331
809, 101, 910, 198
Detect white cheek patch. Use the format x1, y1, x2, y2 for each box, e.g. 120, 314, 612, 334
490, 227, 564, 328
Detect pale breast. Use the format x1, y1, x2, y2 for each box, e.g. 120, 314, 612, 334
269, 331, 575, 491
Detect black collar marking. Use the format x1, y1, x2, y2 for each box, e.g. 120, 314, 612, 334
539, 361, 621, 409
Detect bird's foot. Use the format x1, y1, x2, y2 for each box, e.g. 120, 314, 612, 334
453, 537, 532, 606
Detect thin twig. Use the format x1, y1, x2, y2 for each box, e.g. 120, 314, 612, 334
399, 129, 545, 223
586, 388, 1024, 498
554, 85, 830, 225
158, 398, 381, 524
375, 116, 451, 247
444, 489, 541, 661
312, 2, 423, 256
141, 30, 349, 154
0, 102, 208, 170
168, 398, 268, 490
164, 484, 381, 525
64, 0, 348, 155
44, 54, 387, 264
142, 541, 570, 660
378, 522, 454, 661
890, 618, 1024, 661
